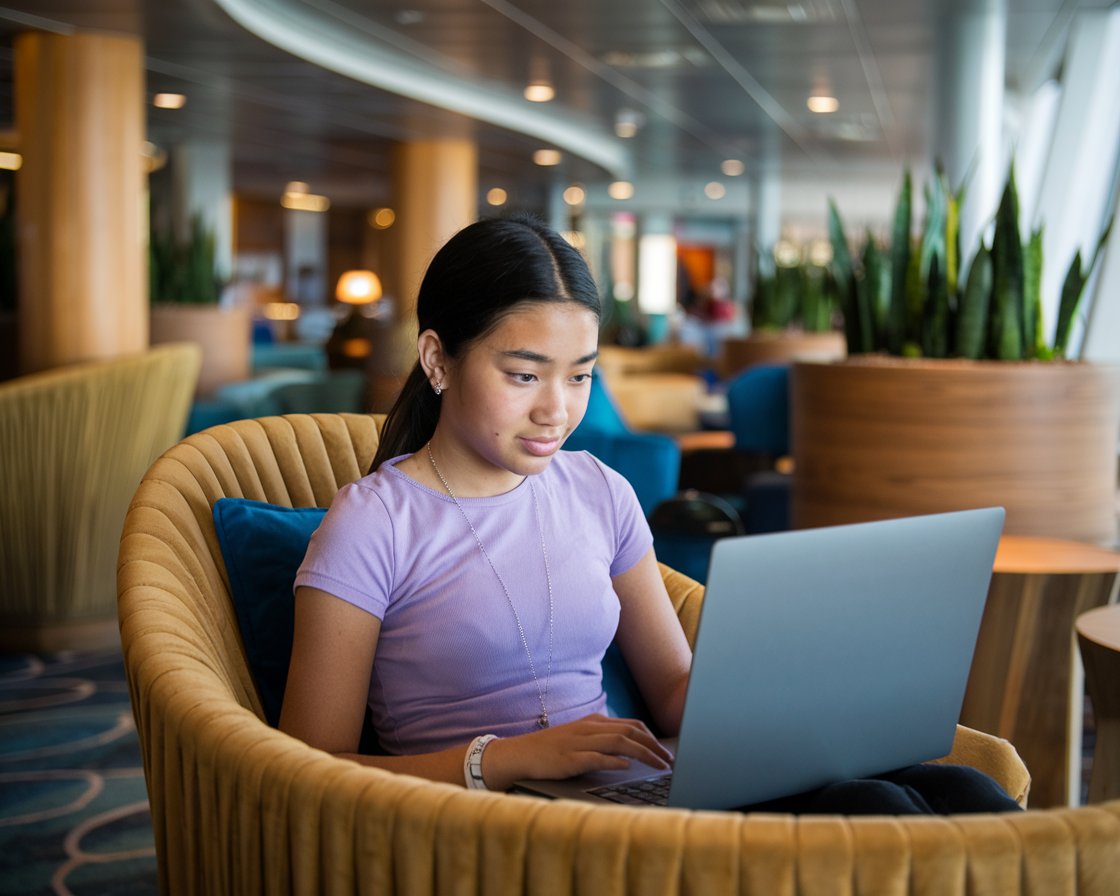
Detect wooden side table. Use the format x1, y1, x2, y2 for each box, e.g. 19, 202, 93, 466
1076, 603, 1120, 803
959, 536, 1120, 808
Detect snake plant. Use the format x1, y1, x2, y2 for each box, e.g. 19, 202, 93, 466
828, 165, 1113, 360
750, 246, 837, 334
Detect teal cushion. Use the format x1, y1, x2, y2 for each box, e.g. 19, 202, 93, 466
212, 498, 326, 726
212, 497, 653, 734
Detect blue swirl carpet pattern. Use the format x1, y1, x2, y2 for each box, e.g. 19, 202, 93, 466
0, 649, 158, 895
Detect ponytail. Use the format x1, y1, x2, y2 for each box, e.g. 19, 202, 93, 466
371, 362, 440, 472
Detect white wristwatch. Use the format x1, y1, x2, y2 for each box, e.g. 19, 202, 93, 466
464, 734, 498, 790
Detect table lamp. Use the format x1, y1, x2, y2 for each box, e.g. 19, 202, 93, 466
331, 270, 383, 360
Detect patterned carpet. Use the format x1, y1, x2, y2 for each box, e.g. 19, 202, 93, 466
0, 649, 158, 896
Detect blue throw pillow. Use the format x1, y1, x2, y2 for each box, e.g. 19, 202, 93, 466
212, 498, 326, 726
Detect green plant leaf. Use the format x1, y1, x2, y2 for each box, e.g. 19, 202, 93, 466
1022, 227, 1043, 358
1052, 215, 1114, 358
922, 251, 951, 358
989, 165, 1024, 359
887, 170, 912, 354
829, 199, 867, 353
955, 244, 992, 359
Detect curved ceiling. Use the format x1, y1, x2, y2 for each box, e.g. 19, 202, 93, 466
0, 0, 1106, 222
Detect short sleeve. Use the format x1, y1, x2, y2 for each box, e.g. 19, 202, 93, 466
294, 481, 396, 620
592, 458, 654, 577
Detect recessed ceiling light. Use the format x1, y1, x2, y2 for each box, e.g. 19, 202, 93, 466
608, 181, 634, 200
282, 189, 329, 212
368, 208, 396, 229
153, 93, 186, 109
524, 82, 555, 102
721, 159, 745, 177
614, 108, 645, 139
533, 149, 562, 166
807, 94, 839, 114
486, 188, 508, 206
563, 185, 585, 206
704, 182, 727, 200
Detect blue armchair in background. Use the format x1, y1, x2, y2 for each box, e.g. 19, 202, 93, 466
563, 370, 681, 517
725, 363, 792, 534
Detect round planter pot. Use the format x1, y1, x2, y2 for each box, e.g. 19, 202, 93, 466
719, 329, 845, 378
150, 304, 251, 398
791, 356, 1120, 545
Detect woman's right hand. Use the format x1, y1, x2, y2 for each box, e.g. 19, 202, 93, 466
479, 714, 674, 793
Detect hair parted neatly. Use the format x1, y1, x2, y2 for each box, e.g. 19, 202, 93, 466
371, 214, 601, 470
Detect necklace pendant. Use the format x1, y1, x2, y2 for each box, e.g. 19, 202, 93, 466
538, 712, 549, 729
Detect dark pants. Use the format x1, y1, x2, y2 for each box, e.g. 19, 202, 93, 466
741, 764, 1023, 815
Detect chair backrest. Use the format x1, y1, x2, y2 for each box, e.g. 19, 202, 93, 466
725, 363, 790, 455
566, 370, 681, 515
573, 368, 630, 436
0, 342, 200, 651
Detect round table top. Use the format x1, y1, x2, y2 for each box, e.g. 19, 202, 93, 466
993, 535, 1120, 574
1076, 603, 1120, 650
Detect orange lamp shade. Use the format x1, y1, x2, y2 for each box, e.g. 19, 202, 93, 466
335, 270, 383, 305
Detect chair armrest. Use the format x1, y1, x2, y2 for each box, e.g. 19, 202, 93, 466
932, 724, 1032, 807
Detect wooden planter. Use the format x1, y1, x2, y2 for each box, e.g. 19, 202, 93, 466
719, 329, 845, 378
150, 304, 251, 398
791, 357, 1120, 545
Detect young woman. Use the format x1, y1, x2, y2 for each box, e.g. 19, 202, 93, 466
280, 215, 689, 792
280, 214, 1021, 813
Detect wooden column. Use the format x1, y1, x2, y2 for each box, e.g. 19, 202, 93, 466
367, 139, 476, 411
14, 31, 147, 374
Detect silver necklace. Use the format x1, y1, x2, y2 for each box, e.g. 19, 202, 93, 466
427, 443, 555, 729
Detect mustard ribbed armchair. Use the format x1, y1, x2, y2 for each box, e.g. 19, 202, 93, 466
118, 413, 1120, 896
0, 343, 200, 652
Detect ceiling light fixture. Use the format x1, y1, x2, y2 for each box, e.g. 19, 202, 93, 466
614, 109, 645, 139
153, 93, 186, 109
807, 94, 839, 113
533, 149, 562, 166
0, 151, 22, 171
563, 185, 586, 206
281, 189, 330, 212
368, 207, 396, 229
524, 81, 555, 103
486, 188, 508, 206
721, 159, 745, 177
608, 181, 634, 200
704, 182, 727, 200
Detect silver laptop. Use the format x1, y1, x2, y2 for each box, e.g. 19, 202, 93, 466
514, 507, 1005, 810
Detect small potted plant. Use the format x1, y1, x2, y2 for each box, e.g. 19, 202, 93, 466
149, 211, 250, 397
791, 166, 1119, 544
720, 246, 846, 377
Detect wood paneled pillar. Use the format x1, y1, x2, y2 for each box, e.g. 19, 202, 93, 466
367, 139, 476, 410
14, 31, 147, 374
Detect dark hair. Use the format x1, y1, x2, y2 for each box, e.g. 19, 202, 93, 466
371, 214, 601, 470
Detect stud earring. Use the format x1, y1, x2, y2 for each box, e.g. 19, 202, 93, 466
433, 382, 443, 396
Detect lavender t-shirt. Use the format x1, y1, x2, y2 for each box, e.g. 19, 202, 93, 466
294, 449, 653, 754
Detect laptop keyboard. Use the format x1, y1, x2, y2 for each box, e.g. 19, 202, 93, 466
588, 773, 673, 806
